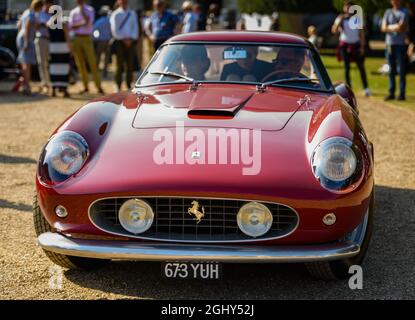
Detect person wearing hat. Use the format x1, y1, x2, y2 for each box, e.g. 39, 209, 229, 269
181, 1, 198, 33
148, 0, 179, 50
93, 5, 112, 78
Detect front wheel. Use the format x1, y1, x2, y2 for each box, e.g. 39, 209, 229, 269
33, 193, 109, 270
306, 193, 374, 280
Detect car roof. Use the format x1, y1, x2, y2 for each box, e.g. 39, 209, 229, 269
166, 31, 309, 46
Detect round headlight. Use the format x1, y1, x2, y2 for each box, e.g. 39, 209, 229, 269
38, 131, 89, 185
49, 133, 89, 175
320, 142, 356, 181
311, 137, 363, 193
118, 199, 154, 234
237, 202, 273, 238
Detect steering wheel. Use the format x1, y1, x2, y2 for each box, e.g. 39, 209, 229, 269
261, 71, 306, 83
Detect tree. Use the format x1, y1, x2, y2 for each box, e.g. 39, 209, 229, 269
237, 0, 335, 14
332, 0, 392, 15
237, 0, 393, 14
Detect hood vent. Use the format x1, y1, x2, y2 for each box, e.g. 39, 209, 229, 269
188, 109, 235, 119
187, 93, 255, 119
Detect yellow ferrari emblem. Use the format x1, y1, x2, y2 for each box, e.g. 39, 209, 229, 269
188, 200, 205, 224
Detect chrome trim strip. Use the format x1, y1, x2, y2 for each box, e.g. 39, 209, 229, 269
87, 196, 300, 244
38, 232, 360, 263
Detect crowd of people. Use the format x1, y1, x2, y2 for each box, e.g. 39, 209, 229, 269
326, 0, 413, 101
13, 0, 216, 96
9, 0, 415, 101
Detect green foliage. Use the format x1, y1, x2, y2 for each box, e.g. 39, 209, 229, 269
332, 0, 391, 15
237, 0, 393, 14
237, 0, 335, 14
236, 0, 276, 14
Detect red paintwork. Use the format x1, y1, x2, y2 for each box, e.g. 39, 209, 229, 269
166, 31, 309, 46
133, 84, 317, 131
334, 83, 358, 111
35, 32, 374, 246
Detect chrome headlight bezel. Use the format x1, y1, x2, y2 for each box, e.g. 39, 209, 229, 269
38, 131, 89, 186
311, 137, 364, 194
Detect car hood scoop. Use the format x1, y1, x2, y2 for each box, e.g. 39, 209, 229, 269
132, 84, 324, 131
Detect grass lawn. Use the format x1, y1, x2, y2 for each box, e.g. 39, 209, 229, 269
321, 55, 414, 109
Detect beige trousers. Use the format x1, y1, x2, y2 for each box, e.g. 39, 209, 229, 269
34, 37, 50, 87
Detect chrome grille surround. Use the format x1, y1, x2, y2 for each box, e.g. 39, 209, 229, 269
88, 197, 300, 243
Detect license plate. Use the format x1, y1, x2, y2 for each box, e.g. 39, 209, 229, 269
162, 262, 222, 280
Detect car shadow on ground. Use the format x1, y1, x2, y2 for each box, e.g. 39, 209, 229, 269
0, 199, 32, 212
0, 93, 51, 104
0, 153, 36, 164
64, 185, 415, 299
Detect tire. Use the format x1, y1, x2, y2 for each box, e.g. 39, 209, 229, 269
306, 192, 374, 280
33, 193, 109, 270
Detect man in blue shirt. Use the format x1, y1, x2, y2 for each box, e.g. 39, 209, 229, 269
93, 6, 112, 78
149, 0, 179, 50
381, 0, 409, 101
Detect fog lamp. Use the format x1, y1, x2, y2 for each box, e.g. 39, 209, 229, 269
237, 202, 273, 238
118, 199, 154, 234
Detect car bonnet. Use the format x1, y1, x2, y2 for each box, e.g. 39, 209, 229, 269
132, 84, 329, 131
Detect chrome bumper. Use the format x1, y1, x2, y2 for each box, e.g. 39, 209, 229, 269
38, 232, 360, 263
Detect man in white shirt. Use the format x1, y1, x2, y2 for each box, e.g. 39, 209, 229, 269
110, 0, 139, 91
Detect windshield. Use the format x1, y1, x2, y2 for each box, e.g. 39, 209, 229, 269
137, 43, 332, 91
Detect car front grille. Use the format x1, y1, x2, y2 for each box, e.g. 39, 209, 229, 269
89, 197, 299, 243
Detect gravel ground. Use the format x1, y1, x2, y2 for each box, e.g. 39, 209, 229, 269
0, 82, 414, 300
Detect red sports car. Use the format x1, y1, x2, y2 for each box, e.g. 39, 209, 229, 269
34, 32, 374, 280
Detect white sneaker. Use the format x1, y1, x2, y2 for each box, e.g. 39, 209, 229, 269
364, 88, 372, 97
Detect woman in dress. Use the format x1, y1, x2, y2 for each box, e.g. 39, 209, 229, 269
16, 0, 43, 95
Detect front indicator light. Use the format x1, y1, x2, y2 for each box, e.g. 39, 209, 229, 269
55, 205, 68, 218
323, 213, 337, 226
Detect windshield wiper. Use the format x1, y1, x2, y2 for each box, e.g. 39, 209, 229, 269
258, 77, 319, 91
150, 71, 195, 83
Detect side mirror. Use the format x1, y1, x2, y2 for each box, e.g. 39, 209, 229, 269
334, 83, 358, 112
